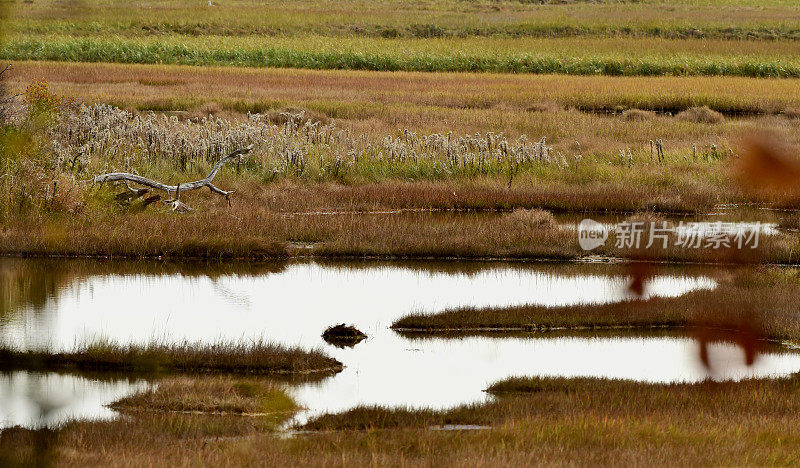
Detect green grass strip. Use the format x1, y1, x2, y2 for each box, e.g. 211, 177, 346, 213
3, 37, 799, 77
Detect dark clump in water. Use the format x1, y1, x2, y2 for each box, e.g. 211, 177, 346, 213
322, 324, 367, 348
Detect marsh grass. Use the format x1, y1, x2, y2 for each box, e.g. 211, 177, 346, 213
2, 90, 756, 260
8, 373, 800, 465
301, 405, 490, 431
392, 269, 800, 339
7, 60, 800, 262
11, 193, 800, 262
112, 376, 298, 417
0, 339, 342, 375
303, 373, 800, 433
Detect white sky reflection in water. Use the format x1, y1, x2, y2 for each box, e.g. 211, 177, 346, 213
290, 335, 800, 424
0, 372, 148, 429
4, 261, 800, 426
5, 262, 715, 349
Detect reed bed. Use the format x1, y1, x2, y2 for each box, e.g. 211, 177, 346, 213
13, 62, 800, 167
31, 99, 731, 200
49, 103, 571, 181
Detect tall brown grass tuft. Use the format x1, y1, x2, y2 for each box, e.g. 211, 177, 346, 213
676, 106, 724, 124
621, 108, 656, 121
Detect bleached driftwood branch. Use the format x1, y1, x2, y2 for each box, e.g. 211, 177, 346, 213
91, 145, 253, 211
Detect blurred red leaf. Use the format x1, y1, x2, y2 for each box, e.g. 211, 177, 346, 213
735, 132, 800, 200
627, 261, 655, 298
691, 318, 764, 370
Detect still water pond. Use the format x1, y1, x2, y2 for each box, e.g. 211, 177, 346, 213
1, 259, 798, 428
0, 372, 147, 429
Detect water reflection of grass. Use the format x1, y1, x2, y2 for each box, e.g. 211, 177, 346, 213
0, 258, 71, 321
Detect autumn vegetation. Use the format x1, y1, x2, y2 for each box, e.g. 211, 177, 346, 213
4, 0, 800, 466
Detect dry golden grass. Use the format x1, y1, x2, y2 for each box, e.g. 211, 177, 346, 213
677, 105, 725, 124
10, 61, 800, 112
9, 90, 793, 263
0, 199, 578, 260
621, 108, 657, 121
6, 60, 800, 263
785, 107, 800, 120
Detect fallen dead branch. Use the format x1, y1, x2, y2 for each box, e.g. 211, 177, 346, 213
91, 145, 253, 211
